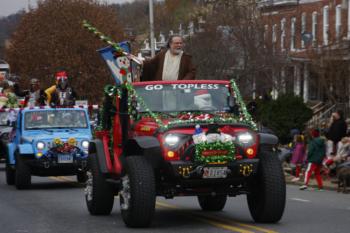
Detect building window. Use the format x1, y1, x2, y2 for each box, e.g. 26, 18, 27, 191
281, 18, 286, 51
301, 13, 306, 48
291, 17, 296, 51
336, 4, 342, 41
264, 24, 268, 47
323, 6, 329, 45
312, 11, 318, 47
272, 24, 277, 43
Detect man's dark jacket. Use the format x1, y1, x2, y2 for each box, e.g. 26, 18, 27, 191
141, 50, 196, 81
326, 118, 347, 145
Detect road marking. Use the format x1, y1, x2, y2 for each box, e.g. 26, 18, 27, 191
48, 176, 278, 233
57, 176, 75, 182
290, 198, 310, 203
194, 213, 278, 233
156, 201, 278, 233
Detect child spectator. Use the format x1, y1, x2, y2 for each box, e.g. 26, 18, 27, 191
290, 134, 306, 182
300, 129, 326, 191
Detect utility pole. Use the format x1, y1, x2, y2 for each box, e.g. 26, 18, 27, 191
149, 0, 155, 57
27, 0, 31, 12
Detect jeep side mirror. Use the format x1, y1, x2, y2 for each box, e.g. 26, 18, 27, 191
228, 96, 235, 108
227, 96, 240, 115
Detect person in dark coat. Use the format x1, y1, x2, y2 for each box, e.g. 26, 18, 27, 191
326, 110, 348, 154
47, 70, 77, 107
13, 79, 46, 107
141, 34, 196, 81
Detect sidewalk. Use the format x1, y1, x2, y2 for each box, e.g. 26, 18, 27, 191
284, 168, 338, 191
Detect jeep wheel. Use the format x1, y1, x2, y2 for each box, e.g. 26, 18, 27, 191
77, 171, 88, 183
15, 154, 31, 190
198, 195, 227, 211
120, 156, 156, 228
5, 160, 15, 185
247, 149, 286, 223
85, 153, 114, 215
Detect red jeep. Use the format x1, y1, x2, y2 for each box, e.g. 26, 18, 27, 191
85, 80, 286, 227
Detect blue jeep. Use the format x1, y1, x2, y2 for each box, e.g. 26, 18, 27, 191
6, 107, 92, 189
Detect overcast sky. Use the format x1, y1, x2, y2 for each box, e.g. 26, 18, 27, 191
0, 0, 135, 17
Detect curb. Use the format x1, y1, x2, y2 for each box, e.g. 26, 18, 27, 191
284, 173, 338, 191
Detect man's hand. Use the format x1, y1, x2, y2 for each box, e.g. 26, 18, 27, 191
126, 53, 144, 65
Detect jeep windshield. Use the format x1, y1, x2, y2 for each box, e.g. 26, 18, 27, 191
134, 83, 234, 113
24, 110, 88, 130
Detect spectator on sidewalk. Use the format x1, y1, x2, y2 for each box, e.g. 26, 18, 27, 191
290, 134, 306, 182
326, 110, 347, 155
300, 129, 326, 191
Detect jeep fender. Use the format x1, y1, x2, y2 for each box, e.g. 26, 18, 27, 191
88, 139, 109, 174
258, 133, 278, 146
124, 136, 162, 168
18, 144, 34, 155
7, 143, 16, 165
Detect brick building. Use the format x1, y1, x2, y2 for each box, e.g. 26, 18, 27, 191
258, 0, 350, 109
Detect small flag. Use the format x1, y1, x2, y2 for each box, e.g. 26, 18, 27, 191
98, 42, 132, 85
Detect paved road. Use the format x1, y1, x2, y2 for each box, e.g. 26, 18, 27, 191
0, 163, 349, 233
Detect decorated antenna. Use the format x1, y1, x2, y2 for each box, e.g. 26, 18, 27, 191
82, 20, 142, 85
82, 20, 141, 65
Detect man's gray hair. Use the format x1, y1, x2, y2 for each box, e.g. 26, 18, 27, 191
167, 34, 183, 48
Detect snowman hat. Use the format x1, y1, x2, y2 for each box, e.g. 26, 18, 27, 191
195, 89, 210, 96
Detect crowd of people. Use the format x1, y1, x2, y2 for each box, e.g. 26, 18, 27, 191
0, 70, 77, 109
288, 110, 350, 191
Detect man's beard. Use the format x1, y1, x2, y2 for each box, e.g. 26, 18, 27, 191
172, 48, 183, 55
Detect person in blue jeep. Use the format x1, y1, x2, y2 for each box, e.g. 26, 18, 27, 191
46, 70, 77, 107
5, 108, 91, 189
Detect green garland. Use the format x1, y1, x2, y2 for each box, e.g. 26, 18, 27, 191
230, 79, 257, 130
83, 20, 125, 54
97, 81, 257, 132
195, 141, 235, 164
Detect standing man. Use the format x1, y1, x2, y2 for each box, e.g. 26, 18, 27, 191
24, 79, 46, 107
326, 110, 348, 154
140, 34, 196, 81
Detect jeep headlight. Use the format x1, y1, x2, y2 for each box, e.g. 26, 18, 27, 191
36, 141, 45, 150
81, 140, 89, 149
164, 134, 180, 147
237, 132, 254, 144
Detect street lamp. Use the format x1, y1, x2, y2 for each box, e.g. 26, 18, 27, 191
149, 0, 155, 57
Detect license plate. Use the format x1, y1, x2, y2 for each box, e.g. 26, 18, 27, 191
203, 167, 227, 179
58, 154, 73, 163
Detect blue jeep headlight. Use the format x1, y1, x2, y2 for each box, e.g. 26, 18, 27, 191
81, 140, 89, 149
36, 141, 45, 150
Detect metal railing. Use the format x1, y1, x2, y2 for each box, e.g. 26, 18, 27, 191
307, 102, 350, 129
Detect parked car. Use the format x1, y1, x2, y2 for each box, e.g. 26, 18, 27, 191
6, 107, 92, 189
0, 111, 12, 160
85, 80, 286, 228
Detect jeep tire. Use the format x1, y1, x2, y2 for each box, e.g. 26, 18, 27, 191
247, 149, 286, 223
5, 158, 15, 185
198, 195, 227, 211
15, 153, 31, 190
85, 153, 114, 215
120, 156, 156, 228
77, 171, 88, 183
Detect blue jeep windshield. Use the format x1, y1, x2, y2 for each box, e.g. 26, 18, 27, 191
24, 110, 88, 130
134, 83, 232, 113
